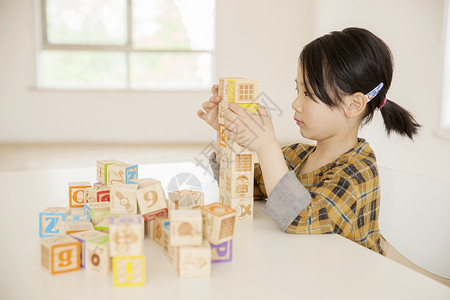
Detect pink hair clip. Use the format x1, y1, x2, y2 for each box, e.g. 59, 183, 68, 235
380, 97, 387, 108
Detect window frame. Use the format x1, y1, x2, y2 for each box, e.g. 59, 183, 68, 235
36, 0, 216, 92
440, 0, 450, 137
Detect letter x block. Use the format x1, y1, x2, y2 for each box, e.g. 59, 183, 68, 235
39, 207, 70, 238
86, 235, 111, 275
69, 182, 92, 208
40, 236, 81, 274
113, 256, 145, 286
109, 215, 144, 256
200, 202, 237, 244
70, 230, 107, 268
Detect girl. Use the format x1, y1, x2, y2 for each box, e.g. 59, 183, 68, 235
197, 27, 420, 255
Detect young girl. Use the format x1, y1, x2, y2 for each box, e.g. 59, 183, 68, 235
197, 27, 420, 255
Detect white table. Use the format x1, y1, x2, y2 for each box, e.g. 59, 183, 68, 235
0, 162, 449, 300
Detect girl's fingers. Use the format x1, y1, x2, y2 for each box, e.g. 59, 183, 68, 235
211, 84, 219, 97
202, 101, 215, 111
197, 109, 207, 120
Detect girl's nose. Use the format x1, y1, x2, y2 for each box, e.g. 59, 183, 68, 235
292, 95, 301, 112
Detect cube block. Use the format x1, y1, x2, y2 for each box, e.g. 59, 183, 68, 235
109, 215, 144, 256
69, 182, 92, 208
110, 184, 138, 215
178, 241, 211, 278
169, 210, 202, 246
39, 207, 70, 238
41, 236, 81, 274
86, 235, 111, 275
200, 202, 237, 244
113, 256, 145, 286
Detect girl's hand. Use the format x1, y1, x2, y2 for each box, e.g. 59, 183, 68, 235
197, 84, 221, 132
224, 102, 277, 153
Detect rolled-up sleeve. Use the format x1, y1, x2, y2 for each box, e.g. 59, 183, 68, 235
262, 170, 312, 231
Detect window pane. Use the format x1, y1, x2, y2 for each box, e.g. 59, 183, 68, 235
133, 0, 214, 50
130, 52, 212, 89
46, 0, 127, 45
40, 51, 127, 88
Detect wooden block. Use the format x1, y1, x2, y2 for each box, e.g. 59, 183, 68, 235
70, 230, 107, 268
154, 216, 169, 247
225, 78, 258, 104
39, 207, 70, 238
200, 202, 236, 244
84, 202, 111, 226
69, 182, 92, 208
230, 197, 253, 222
84, 185, 111, 203
94, 219, 110, 233
109, 215, 144, 256
211, 240, 232, 263
129, 178, 161, 189
168, 189, 204, 218
136, 182, 168, 220
113, 256, 145, 286
106, 163, 138, 187
63, 221, 94, 235
162, 222, 171, 256
110, 184, 138, 214
178, 241, 211, 278
97, 159, 121, 185
40, 236, 81, 274
169, 210, 202, 246
86, 235, 111, 275
144, 219, 155, 239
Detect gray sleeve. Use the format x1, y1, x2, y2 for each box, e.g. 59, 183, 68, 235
208, 151, 220, 184
262, 170, 312, 231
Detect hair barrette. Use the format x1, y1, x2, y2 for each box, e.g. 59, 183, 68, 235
365, 82, 384, 103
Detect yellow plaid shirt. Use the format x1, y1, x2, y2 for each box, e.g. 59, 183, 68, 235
254, 138, 384, 255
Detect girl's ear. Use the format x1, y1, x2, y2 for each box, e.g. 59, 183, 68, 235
344, 92, 367, 119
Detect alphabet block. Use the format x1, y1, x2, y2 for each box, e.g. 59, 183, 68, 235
170, 210, 202, 246
154, 216, 169, 247
200, 202, 237, 244
63, 221, 94, 235
97, 159, 121, 185
129, 178, 160, 189
144, 219, 155, 239
40, 235, 81, 274
168, 189, 204, 218
113, 256, 145, 286
211, 240, 232, 263
69, 182, 92, 208
39, 207, 70, 238
110, 184, 138, 215
107, 163, 138, 187
94, 219, 110, 233
84, 185, 110, 203
136, 182, 168, 221
109, 215, 144, 256
178, 241, 211, 278
224, 78, 258, 104
230, 197, 253, 222
86, 235, 111, 275
84, 202, 111, 226
70, 230, 107, 268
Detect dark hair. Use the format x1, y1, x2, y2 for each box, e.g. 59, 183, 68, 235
299, 27, 421, 139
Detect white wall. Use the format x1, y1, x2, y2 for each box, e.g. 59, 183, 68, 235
0, 0, 309, 143
1, 0, 450, 182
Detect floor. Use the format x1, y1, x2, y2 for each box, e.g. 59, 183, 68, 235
1, 143, 448, 287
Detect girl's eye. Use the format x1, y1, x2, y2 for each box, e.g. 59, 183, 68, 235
303, 90, 312, 97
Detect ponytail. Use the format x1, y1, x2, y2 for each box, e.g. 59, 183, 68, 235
379, 99, 421, 140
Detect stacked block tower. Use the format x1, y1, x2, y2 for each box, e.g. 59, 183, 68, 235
217, 77, 258, 222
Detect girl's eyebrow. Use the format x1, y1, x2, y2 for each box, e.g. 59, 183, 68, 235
294, 79, 304, 87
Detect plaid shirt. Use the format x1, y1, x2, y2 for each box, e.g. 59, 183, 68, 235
255, 138, 384, 255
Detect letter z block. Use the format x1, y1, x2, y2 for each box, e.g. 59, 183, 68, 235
107, 163, 138, 187
113, 256, 145, 286
40, 236, 81, 274
39, 207, 70, 238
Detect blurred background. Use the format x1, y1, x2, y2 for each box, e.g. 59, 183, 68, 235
0, 0, 449, 286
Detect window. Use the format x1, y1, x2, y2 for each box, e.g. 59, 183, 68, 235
38, 0, 215, 90
441, 0, 450, 132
